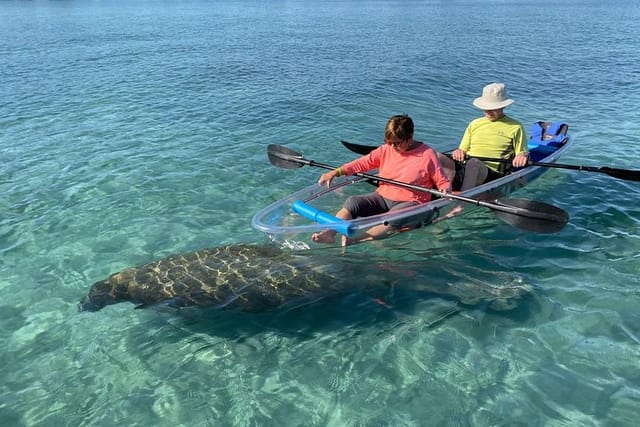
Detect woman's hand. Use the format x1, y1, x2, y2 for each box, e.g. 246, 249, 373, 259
318, 168, 341, 187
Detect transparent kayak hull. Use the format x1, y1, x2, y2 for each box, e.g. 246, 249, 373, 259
252, 132, 573, 250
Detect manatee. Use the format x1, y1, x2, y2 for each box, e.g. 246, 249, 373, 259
78, 244, 535, 313
79, 244, 348, 312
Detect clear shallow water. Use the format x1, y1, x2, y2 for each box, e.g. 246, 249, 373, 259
2, 0, 640, 425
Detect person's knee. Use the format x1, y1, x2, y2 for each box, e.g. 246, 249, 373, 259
438, 153, 455, 182
465, 158, 483, 169
438, 153, 452, 166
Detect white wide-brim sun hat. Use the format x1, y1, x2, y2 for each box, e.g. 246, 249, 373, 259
472, 82, 514, 110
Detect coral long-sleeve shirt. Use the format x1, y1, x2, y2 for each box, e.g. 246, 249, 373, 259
340, 142, 451, 203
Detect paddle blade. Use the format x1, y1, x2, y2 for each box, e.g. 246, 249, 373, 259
600, 167, 640, 182
341, 140, 377, 155
493, 199, 569, 234
267, 144, 305, 169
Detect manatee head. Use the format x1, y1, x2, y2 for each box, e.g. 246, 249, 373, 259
78, 268, 138, 312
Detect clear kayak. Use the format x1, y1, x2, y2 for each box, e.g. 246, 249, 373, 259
252, 121, 572, 249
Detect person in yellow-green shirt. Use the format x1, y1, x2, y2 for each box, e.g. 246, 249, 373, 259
439, 82, 529, 191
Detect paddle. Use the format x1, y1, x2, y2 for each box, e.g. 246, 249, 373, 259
341, 140, 640, 182
267, 144, 569, 234
341, 140, 377, 155
466, 155, 640, 182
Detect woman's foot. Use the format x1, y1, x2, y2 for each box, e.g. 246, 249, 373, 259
341, 235, 375, 247
445, 204, 465, 217
432, 204, 464, 224
311, 229, 336, 243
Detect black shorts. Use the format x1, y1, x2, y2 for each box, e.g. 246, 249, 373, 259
344, 193, 421, 229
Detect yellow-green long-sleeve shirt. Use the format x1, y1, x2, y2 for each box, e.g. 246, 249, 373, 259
460, 115, 527, 173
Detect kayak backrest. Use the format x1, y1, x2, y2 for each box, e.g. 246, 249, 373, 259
528, 121, 569, 161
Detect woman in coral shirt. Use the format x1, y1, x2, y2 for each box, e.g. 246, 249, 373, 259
312, 114, 451, 245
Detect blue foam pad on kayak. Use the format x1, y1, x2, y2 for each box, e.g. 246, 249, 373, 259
291, 200, 355, 237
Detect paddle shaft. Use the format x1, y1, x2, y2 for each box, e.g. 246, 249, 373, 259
467, 155, 640, 181
302, 158, 564, 222
470, 155, 601, 171
341, 140, 640, 182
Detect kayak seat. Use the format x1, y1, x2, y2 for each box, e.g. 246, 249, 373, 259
528, 121, 569, 161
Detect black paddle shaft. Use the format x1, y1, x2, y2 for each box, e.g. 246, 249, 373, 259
340, 140, 640, 182
469, 156, 640, 182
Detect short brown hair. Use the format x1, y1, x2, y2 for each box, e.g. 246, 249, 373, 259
384, 114, 414, 143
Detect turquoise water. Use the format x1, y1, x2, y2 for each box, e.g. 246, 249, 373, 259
2, 0, 640, 425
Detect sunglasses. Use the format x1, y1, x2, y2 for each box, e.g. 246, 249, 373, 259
386, 139, 408, 147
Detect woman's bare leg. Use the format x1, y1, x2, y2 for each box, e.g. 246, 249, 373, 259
341, 223, 393, 246
311, 208, 353, 243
